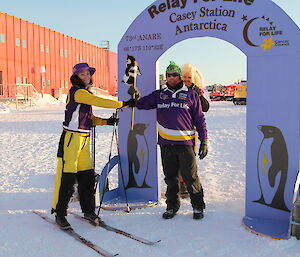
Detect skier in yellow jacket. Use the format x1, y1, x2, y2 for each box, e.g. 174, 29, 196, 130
52, 63, 134, 229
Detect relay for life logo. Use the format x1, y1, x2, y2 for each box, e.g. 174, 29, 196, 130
242, 15, 289, 51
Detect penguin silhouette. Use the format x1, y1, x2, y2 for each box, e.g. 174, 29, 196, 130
254, 125, 290, 212
126, 123, 151, 189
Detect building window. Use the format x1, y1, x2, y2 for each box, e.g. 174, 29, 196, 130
80, 54, 83, 62
46, 45, 50, 53
61, 80, 64, 88
40, 44, 44, 52
47, 80, 51, 86
16, 77, 22, 84
65, 81, 68, 88
76, 54, 79, 61
0, 34, 5, 43
23, 77, 28, 84
16, 37, 20, 47
64, 50, 68, 58
22, 39, 27, 48
92, 57, 95, 63
60, 48, 64, 57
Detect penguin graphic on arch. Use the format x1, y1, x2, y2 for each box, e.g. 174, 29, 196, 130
254, 125, 290, 212
126, 123, 151, 189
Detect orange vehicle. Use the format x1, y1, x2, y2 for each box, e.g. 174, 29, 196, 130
224, 85, 236, 101
209, 84, 226, 101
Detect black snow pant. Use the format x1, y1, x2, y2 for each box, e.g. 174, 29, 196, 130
160, 144, 205, 211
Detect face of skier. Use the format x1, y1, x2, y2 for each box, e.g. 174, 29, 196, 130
166, 71, 181, 87
78, 70, 91, 86
182, 72, 192, 87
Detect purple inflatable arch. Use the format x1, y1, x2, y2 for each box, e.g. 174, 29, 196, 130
102, 0, 300, 239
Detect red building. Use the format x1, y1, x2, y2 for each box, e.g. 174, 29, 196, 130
0, 12, 118, 98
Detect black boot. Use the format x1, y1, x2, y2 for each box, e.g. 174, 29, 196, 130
55, 215, 71, 229
162, 209, 177, 219
193, 208, 204, 220
84, 212, 104, 226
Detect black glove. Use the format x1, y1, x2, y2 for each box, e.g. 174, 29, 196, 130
127, 86, 140, 100
106, 115, 119, 126
198, 139, 208, 160
122, 98, 137, 108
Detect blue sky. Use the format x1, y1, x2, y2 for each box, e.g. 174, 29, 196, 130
1, 0, 299, 85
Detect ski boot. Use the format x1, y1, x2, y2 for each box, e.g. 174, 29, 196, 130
55, 215, 71, 230
84, 212, 105, 226
162, 209, 178, 219
193, 208, 204, 220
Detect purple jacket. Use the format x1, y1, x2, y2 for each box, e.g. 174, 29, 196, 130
63, 86, 92, 133
136, 84, 208, 146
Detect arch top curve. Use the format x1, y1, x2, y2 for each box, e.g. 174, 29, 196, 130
118, 0, 300, 58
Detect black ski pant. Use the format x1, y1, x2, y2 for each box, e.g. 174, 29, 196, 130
160, 144, 205, 211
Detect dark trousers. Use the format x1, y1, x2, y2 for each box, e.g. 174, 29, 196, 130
77, 169, 96, 214
160, 145, 205, 210
53, 168, 96, 216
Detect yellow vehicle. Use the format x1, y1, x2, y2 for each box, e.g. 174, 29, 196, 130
233, 82, 247, 105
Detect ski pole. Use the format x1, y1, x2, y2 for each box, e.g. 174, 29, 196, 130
91, 126, 100, 194
92, 126, 96, 170
114, 123, 131, 213
130, 97, 135, 130
97, 110, 118, 216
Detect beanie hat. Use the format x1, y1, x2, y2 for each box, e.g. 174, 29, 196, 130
166, 61, 182, 77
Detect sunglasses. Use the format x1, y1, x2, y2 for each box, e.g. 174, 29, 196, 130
167, 73, 180, 78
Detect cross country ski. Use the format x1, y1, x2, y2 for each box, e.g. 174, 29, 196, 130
69, 211, 161, 245
32, 211, 118, 257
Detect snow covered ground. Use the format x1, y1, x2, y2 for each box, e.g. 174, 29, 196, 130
1, 98, 300, 257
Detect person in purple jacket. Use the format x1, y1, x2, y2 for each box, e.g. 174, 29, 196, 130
52, 63, 135, 229
135, 61, 208, 220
